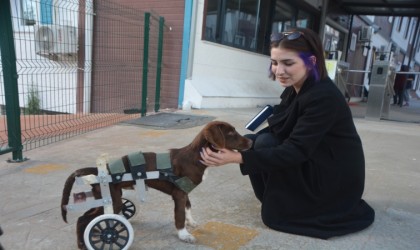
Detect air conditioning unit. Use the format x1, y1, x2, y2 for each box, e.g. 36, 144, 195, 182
34, 25, 78, 58
359, 26, 372, 41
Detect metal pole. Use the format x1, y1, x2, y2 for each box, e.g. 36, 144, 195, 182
0, 0, 25, 161
141, 12, 150, 117
318, 0, 329, 40
154, 16, 164, 112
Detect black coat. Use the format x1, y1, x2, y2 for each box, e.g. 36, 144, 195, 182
240, 77, 374, 239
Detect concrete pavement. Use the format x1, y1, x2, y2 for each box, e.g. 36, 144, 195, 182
0, 107, 419, 250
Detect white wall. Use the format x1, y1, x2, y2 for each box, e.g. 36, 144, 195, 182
183, 0, 283, 109
0, 0, 85, 114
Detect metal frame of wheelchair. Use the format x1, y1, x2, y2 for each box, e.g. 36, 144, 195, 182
65, 153, 160, 250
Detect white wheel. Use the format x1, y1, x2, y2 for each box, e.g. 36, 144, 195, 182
84, 214, 134, 250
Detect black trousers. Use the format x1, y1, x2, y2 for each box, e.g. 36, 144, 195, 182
244, 131, 279, 202
393, 89, 404, 106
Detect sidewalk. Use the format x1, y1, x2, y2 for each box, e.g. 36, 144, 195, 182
0, 107, 419, 250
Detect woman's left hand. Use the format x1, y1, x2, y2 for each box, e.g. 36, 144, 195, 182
199, 147, 243, 167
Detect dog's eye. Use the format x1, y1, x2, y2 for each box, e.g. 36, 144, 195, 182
228, 131, 235, 136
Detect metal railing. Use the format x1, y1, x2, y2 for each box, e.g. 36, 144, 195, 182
0, 0, 165, 161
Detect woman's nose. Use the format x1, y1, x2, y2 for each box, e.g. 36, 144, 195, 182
275, 65, 284, 75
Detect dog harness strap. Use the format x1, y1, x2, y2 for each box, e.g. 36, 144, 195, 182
128, 152, 147, 180
108, 158, 126, 182
108, 158, 125, 174
155, 152, 196, 193
127, 152, 148, 202
156, 153, 171, 170
127, 151, 146, 166
175, 177, 197, 193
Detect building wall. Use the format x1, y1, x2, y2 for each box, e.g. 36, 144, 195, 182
91, 0, 185, 111
124, 0, 185, 109
1, 0, 79, 114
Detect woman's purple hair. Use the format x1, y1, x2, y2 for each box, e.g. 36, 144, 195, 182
299, 52, 320, 81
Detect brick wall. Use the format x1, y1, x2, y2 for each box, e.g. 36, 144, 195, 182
90, 0, 184, 113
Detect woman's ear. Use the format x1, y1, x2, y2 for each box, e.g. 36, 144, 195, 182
203, 125, 226, 148
309, 55, 316, 66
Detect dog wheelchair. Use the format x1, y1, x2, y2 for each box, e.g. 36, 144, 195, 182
65, 152, 163, 250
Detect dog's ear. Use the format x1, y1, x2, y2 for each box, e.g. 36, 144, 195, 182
204, 124, 226, 148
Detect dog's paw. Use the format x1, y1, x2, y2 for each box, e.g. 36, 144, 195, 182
77, 241, 87, 250
178, 228, 196, 243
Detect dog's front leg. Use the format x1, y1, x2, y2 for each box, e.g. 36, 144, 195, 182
173, 190, 196, 243
185, 196, 198, 227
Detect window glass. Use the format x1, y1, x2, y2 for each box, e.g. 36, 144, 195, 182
271, 1, 311, 33
271, 1, 294, 33
222, 0, 260, 51
40, 0, 53, 25
21, 0, 36, 25
204, 0, 314, 55
204, 0, 220, 41
296, 10, 311, 28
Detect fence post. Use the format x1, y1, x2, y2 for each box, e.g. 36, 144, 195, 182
0, 1, 25, 161
154, 16, 164, 112
141, 12, 151, 117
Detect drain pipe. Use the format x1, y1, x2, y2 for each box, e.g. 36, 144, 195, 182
178, 0, 194, 109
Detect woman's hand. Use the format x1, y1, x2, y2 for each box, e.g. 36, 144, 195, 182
199, 146, 243, 167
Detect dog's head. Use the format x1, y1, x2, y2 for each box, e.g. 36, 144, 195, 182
202, 121, 252, 151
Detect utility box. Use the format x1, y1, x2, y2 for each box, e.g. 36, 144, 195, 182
366, 61, 393, 120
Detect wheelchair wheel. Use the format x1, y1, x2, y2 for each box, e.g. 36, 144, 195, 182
84, 214, 133, 250
121, 198, 136, 219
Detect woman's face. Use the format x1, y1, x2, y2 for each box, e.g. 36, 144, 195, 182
270, 47, 309, 92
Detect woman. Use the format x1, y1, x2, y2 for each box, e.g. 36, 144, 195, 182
200, 28, 375, 239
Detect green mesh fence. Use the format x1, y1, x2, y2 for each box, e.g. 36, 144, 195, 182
0, 0, 164, 158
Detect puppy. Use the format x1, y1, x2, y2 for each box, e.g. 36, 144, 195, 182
61, 120, 252, 249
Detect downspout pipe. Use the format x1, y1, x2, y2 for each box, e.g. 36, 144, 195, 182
178, 0, 194, 109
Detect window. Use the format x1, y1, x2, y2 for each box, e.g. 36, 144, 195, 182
205, 0, 261, 51
204, 0, 315, 55
18, 0, 54, 26
271, 1, 311, 32
404, 17, 411, 38
21, 0, 37, 25
40, 0, 53, 25
397, 17, 403, 32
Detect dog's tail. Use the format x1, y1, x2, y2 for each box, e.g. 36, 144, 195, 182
61, 167, 98, 223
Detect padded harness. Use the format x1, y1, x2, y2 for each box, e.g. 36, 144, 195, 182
107, 151, 197, 193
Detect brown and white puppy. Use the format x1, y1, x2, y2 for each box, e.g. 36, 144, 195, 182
60, 120, 252, 249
